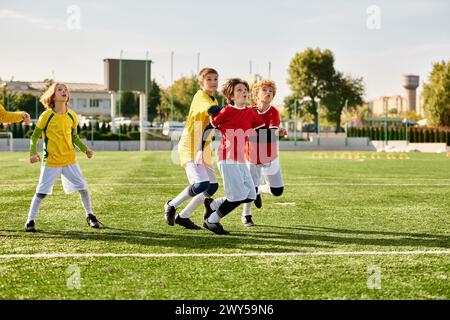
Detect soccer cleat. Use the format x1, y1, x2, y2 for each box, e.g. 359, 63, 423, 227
24, 220, 37, 232
86, 214, 101, 228
175, 215, 201, 230
203, 219, 230, 235
164, 201, 176, 226
204, 198, 214, 220
254, 194, 262, 208
241, 215, 254, 227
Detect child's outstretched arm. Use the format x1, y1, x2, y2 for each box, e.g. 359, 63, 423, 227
72, 127, 93, 158
29, 127, 42, 163
0, 104, 29, 124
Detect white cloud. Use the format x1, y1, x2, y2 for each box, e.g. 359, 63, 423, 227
0, 9, 62, 31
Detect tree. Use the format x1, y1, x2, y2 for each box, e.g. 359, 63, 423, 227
287, 48, 336, 130
423, 60, 450, 127
12, 93, 44, 119
161, 75, 198, 121
147, 79, 161, 122
322, 72, 365, 133
120, 91, 139, 117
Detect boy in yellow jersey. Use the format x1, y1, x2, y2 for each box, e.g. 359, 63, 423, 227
25, 83, 100, 232
164, 68, 220, 229
0, 103, 30, 124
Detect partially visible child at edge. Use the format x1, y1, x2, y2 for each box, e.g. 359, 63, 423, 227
203, 78, 266, 235
0, 103, 30, 125
242, 80, 286, 227
25, 83, 100, 232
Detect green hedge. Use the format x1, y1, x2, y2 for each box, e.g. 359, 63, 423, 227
347, 126, 450, 145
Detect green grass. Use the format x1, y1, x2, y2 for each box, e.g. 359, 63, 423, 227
0, 151, 449, 299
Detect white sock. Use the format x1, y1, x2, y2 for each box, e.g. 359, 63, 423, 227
169, 186, 192, 209
242, 203, 251, 217
258, 184, 272, 195
79, 189, 93, 216
207, 211, 221, 224
211, 197, 226, 211
179, 193, 206, 218
27, 194, 43, 223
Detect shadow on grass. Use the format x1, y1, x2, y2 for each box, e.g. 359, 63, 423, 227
0, 225, 330, 252
1, 222, 448, 252
256, 224, 450, 249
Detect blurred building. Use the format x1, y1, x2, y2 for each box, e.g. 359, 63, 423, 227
366, 75, 424, 117
0, 81, 111, 117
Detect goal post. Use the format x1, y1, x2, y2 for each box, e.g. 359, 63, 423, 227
0, 132, 14, 152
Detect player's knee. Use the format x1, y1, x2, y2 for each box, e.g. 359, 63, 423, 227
205, 182, 219, 197
190, 181, 210, 196
36, 193, 46, 199
271, 187, 284, 197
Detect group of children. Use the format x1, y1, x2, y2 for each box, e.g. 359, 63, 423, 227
1, 67, 284, 235
166, 68, 285, 235
1, 83, 99, 232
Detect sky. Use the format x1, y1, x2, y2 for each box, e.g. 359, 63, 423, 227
0, 0, 449, 104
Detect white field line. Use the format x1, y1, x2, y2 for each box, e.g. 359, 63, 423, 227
2, 176, 450, 182
0, 250, 449, 260
1, 183, 449, 188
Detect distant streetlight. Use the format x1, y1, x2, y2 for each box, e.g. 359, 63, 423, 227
383, 96, 389, 147
170, 51, 174, 121
344, 99, 349, 146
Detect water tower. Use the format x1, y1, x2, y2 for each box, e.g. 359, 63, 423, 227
402, 75, 419, 112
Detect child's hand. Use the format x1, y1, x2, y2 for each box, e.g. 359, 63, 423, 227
22, 112, 31, 125
30, 154, 40, 164
86, 149, 94, 159
194, 150, 203, 165
278, 128, 287, 137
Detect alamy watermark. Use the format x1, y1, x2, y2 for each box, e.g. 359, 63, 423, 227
66, 264, 81, 290
367, 265, 382, 290
366, 5, 381, 30
67, 5, 81, 30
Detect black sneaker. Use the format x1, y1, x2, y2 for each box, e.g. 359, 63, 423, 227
175, 215, 201, 230
164, 201, 176, 226
86, 214, 101, 228
24, 220, 36, 232
204, 198, 214, 220
254, 194, 262, 208
241, 215, 255, 227
203, 219, 230, 235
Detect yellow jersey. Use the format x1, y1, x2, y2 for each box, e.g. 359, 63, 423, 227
178, 90, 218, 167
36, 108, 79, 167
0, 104, 23, 123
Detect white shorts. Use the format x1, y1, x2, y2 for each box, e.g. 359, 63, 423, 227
35, 163, 88, 195
247, 158, 283, 188
184, 161, 217, 185
218, 160, 256, 202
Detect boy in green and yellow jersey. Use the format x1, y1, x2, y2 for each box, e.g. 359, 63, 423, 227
164, 67, 220, 230
25, 83, 100, 232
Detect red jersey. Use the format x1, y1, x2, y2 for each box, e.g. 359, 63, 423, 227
246, 106, 281, 164
211, 104, 265, 163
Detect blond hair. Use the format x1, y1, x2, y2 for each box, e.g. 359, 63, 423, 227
252, 79, 277, 101
198, 67, 219, 88
40, 83, 70, 109
222, 78, 249, 104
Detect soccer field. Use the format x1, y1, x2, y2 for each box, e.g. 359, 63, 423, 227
0, 151, 449, 300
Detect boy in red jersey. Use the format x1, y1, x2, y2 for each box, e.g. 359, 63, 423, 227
203, 78, 265, 235
243, 80, 285, 227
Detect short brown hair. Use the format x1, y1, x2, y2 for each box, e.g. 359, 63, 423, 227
40, 83, 70, 109
198, 67, 218, 86
222, 78, 249, 104
252, 79, 277, 101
